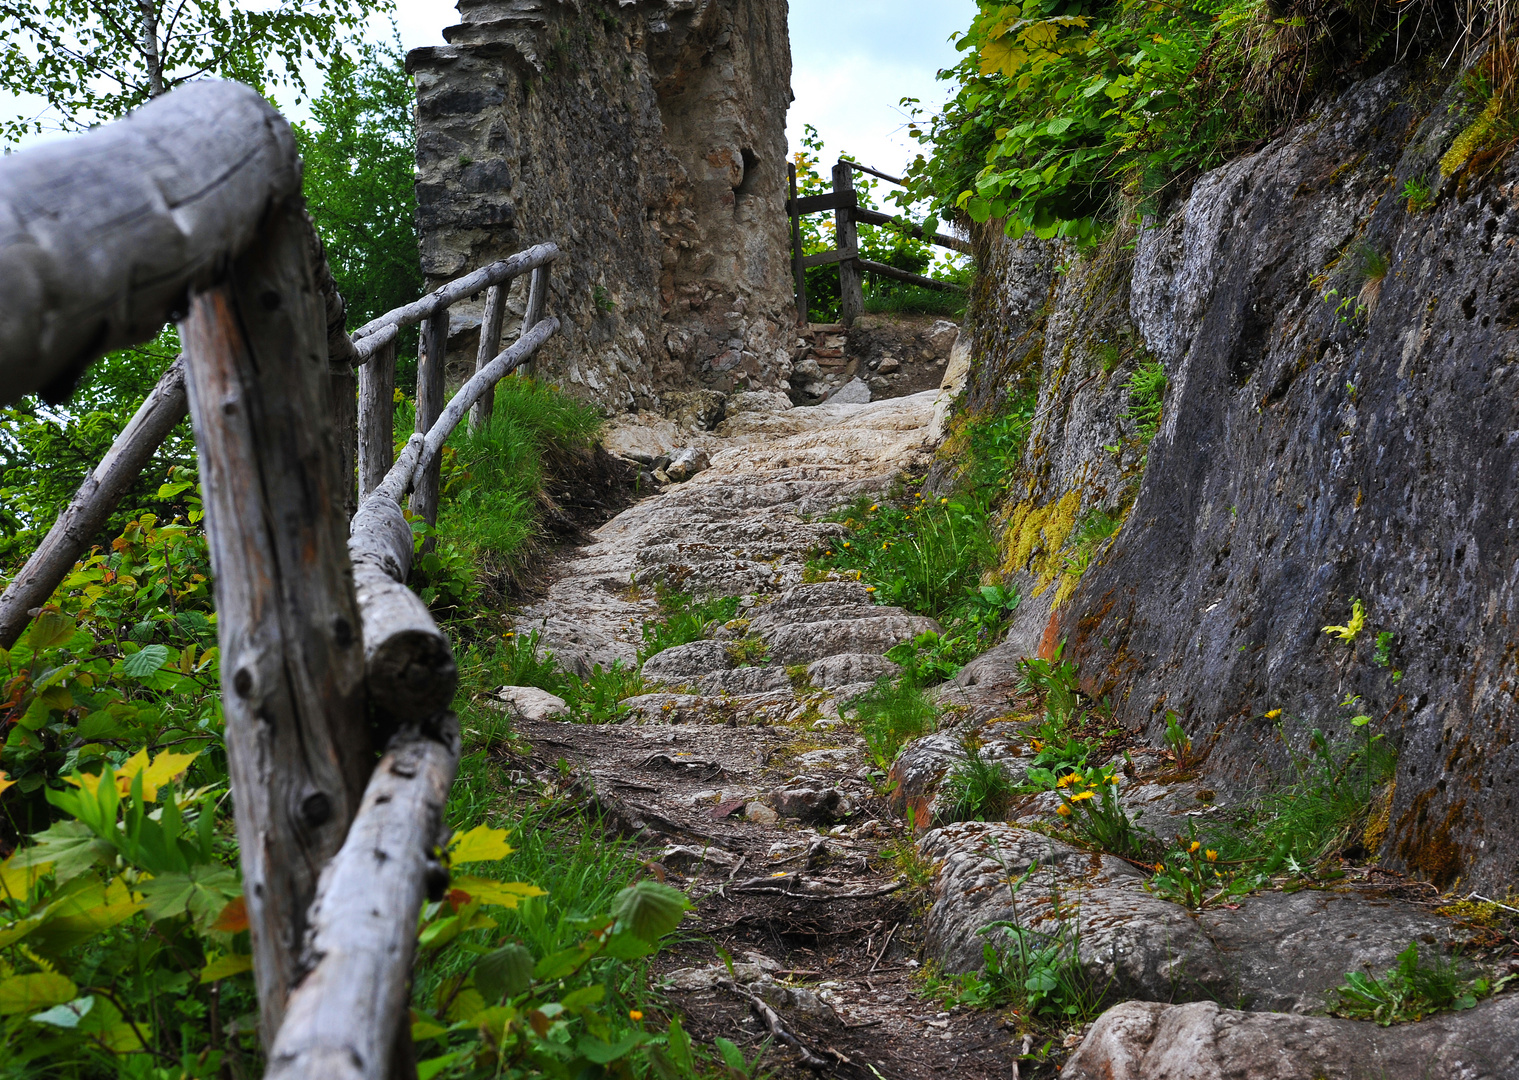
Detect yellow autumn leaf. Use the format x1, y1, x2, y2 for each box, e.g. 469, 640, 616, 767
199, 953, 254, 983
450, 875, 546, 909
0, 972, 76, 1015
66, 748, 200, 802
0, 771, 15, 799
448, 824, 514, 865
979, 38, 1029, 78
0, 856, 50, 902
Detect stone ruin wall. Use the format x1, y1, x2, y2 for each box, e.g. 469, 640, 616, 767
407, 0, 796, 412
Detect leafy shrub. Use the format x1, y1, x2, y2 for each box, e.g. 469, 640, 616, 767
898, 0, 1464, 246
1048, 764, 1150, 860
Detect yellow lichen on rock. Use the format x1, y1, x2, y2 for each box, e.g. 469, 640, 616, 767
1440, 94, 1502, 177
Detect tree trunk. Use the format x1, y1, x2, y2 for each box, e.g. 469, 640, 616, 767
469, 284, 506, 432
409, 310, 449, 532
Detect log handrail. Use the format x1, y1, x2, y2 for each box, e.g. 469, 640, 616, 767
0, 81, 301, 406
0, 79, 566, 1080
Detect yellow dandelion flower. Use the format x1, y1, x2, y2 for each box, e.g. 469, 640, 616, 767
1264, 708, 1282, 719
870, 504, 880, 512
940, 497, 949, 504
1189, 841, 1201, 853
1205, 850, 1219, 862
1056, 773, 1080, 788
866, 585, 877, 593
630, 1010, 644, 1022
1069, 791, 1096, 802
843, 541, 851, 548
1056, 804, 1072, 817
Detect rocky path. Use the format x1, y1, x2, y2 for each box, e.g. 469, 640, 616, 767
496, 390, 1519, 1079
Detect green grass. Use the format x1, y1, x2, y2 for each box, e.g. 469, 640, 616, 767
939, 746, 1018, 823
862, 284, 967, 318
474, 630, 648, 724
846, 675, 940, 768
638, 588, 741, 663
1329, 940, 1510, 1025
416, 377, 602, 596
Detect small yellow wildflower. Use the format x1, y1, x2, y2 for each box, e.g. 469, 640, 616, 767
1189, 841, 1201, 853
870, 504, 880, 512
1205, 850, 1219, 862
1069, 791, 1096, 802
1264, 708, 1282, 719
1056, 773, 1080, 788
1056, 804, 1072, 817
940, 497, 949, 504
843, 541, 851, 548
866, 586, 877, 593
629, 1010, 644, 1022
1322, 598, 1366, 642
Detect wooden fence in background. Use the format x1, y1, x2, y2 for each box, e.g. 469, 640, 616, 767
0, 79, 562, 1080
786, 159, 970, 327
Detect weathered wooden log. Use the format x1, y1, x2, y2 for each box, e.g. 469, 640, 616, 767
178, 200, 370, 1046
0, 359, 188, 648
856, 258, 965, 293
850, 206, 973, 255
373, 434, 425, 508
801, 246, 859, 269
348, 495, 456, 719
409, 310, 450, 531
789, 163, 810, 326
352, 321, 398, 362
468, 283, 506, 432
833, 163, 864, 328
848, 161, 906, 186
348, 243, 560, 343
331, 365, 359, 522
0, 81, 300, 406
516, 265, 549, 382
265, 712, 459, 1080
358, 339, 397, 503
419, 317, 559, 478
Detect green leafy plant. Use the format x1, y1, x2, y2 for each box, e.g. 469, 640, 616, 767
1121, 361, 1168, 443
1050, 764, 1150, 860
1400, 175, 1434, 212
1329, 941, 1513, 1025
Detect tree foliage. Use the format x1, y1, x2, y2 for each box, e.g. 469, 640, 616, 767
0, 0, 391, 142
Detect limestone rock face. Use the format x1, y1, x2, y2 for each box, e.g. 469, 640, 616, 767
1063, 997, 1519, 1080
940, 61, 1519, 891
408, 0, 795, 410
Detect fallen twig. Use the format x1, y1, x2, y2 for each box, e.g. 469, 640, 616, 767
717, 979, 833, 1072
868, 921, 899, 974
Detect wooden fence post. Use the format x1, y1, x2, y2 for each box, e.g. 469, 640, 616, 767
178, 199, 371, 1046
358, 339, 397, 504
331, 363, 359, 522
469, 284, 506, 432
517, 266, 548, 381
410, 309, 449, 530
833, 161, 863, 327
789, 163, 809, 326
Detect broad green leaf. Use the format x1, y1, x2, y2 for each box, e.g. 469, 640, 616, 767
26, 613, 75, 652
30, 994, 93, 1028
32, 876, 145, 953
602, 930, 657, 961
121, 644, 170, 678
611, 880, 692, 943
666, 1018, 695, 1075
417, 1052, 466, 1080
446, 988, 486, 1023
139, 865, 240, 928
715, 1037, 747, 1072
411, 1018, 449, 1042
0, 972, 76, 1015
560, 984, 605, 1011
199, 954, 253, 983
579, 1032, 644, 1065
9, 820, 112, 882
450, 875, 544, 909
533, 944, 596, 982
475, 943, 534, 1001
448, 824, 513, 864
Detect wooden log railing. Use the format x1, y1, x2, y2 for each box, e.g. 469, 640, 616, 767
0, 79, 563, 1079
784, 158, 969, 327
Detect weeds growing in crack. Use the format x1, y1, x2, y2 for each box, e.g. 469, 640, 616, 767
845, 675, 940, 769
939, 740, 1019, 823
638, 586, 742, 663
1329, 940, 1516, 1025
470, 629, 646, 724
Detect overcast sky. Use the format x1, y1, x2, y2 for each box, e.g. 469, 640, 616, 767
4, 0, 976, 179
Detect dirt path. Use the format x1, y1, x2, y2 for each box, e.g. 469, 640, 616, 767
496, 390, 1028, 1076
